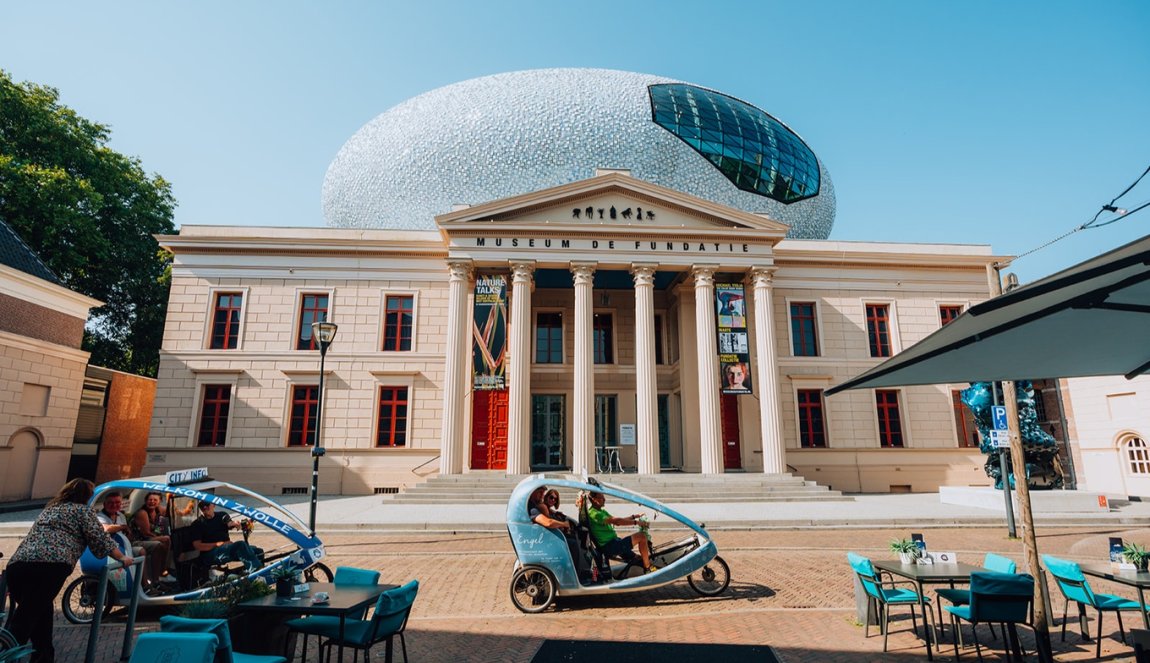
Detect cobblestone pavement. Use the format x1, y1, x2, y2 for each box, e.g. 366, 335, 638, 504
7, 525, 1150, 662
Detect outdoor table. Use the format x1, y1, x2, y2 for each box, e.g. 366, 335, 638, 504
874, 560, 989, 661
1079, 561, 1150, 629
236, 581, 393, 662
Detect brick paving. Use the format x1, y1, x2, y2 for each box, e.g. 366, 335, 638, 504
6, 526, 1150, 662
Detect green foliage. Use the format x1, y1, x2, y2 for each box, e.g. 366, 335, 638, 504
889, 538, 918, 554
0, 69, 175, 376
176, 577, 274, 619
0, 644, 35, 662
1123, 542, 1150, 566
269, 563, 297, 581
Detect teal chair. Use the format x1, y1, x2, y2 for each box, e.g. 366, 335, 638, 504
284, 566, 382, 661
1044, 554, 1149, 658
848, 552, 931, 653
159, 615, 286, 663
936, 552, 1018, 638
317, 579, 419, 663
944, 572, 1033, 661
131, 632, 218, 663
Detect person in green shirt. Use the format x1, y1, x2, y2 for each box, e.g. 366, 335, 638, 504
585, 491, 655, 573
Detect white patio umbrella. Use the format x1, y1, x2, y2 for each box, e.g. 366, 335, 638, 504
826, 232, 1150, 663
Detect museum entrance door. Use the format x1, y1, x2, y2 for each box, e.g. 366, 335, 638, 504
470, 390, 508, 470
719, 394, 742, 470
531, 395, 566, 470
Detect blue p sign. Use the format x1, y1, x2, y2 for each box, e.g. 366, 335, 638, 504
992, 406, 1008, 431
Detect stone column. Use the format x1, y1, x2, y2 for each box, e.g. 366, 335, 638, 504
571, 262, 597, 475
632, 263, 659, 474
506, 261, 535, 475
750, 267, 785, 474
693, 265, 723, 474
439, 259, 473, 475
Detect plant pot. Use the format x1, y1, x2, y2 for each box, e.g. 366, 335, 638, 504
898, 552, 916, 564
276, 578, 293, 597
1139, 558, 1149, 573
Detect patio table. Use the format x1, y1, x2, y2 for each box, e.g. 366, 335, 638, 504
1078, 561, 1150, 629
237, 581, 394, 662
874, 559, 989, 661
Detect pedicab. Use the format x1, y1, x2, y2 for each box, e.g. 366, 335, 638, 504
507, 475, 730, 613
62, 468, 333, 624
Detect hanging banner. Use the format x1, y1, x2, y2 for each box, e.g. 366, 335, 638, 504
715, 283, 753, 395
472, 275, 508, 390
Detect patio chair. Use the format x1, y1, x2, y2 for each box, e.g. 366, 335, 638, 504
130, 632, 219, 663
1043, 554, 1150, 658
284, 566, 382, 661
159, 615, 286, 663
1132, 628, 1150, 663
317, 579, 419, 663
944, 572, 1033, 661
936, 552, 1018, 639
847, 552, 931, 652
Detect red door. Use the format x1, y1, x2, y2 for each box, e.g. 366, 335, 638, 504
470, 390, 509, 470
719, 394, 742, 470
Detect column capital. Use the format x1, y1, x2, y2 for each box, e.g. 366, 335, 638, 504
509, 260, 536, 284
630, 262, 658, 287
748, 266, 777, 288
570, 261, 597, 285
447, 259, 474, 282
691, 264, 719, 288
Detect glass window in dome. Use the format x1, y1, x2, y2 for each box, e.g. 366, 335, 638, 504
649, 84, 820, 204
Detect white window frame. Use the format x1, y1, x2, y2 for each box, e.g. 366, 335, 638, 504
861, 299, 901, 358
935, 300, 969, 327
791, 384, 832, 449
203, 287, 250, 351
281, 374, 322, 448
784, 298, 824, 358
379, 289, 420, 353
290, 287, 337, 352
371, 374, 416, 449
187, 372, 240, 448
872, 387, 910, 449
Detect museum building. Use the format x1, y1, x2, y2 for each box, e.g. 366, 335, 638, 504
143, 69, 1005, 495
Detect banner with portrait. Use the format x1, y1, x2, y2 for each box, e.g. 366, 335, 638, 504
472, 275, 508, 390
715, 283, 753, 395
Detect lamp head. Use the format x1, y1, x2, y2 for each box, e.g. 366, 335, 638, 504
312, 320, 338, 350
311, 446, 326, 457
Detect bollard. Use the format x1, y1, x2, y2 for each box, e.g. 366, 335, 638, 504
84, 556, 146, 663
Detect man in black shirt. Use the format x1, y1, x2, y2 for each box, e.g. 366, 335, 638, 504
190, 501, 262, 573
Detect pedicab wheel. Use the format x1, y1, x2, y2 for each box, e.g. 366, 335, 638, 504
687, 555, 731, 596
509, 566, 556, 614
62, 576, 115, 624
304, 562, 333, 583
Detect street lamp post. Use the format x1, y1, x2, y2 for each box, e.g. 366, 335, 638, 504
309, 320, 338, 535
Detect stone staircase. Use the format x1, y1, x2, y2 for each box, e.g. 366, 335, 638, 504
383, 472, 852, 504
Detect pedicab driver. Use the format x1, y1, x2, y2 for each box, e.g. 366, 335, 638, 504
190, 501, 263, 573
585, 491, 656, 573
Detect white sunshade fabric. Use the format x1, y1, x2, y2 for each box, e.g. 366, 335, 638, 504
826, 233, 1150, 395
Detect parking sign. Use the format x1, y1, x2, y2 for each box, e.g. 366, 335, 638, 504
991, 406, 1008, 431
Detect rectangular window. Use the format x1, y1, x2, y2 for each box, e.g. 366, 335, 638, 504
790, 302, 819, 356
1033, 388, 1048, 422
875, 389, 904, 448
535, 312, 563, 363
952, 390, 979, 448
593, 313, 614, 364
209, 292, 243, 350
382, 294, 414, 351
287, 385, 318, 447
197, 385, 231, 447
866, 304, 892, 357
594, 395, 617, 448
797, 389, 827, 448
376, 386, 409, 447
939, 305, 963, 326
296, 294, 330, 350
654, 314, 665, 365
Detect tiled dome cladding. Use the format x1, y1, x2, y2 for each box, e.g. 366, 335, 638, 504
323, 69, 834, 238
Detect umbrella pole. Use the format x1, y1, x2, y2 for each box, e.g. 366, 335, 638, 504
1003, 380, 1054, 662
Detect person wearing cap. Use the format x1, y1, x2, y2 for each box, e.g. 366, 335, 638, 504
189, 501, 262, 573
585, 491, 656, 573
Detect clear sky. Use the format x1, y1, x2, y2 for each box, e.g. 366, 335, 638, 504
2, 1, 1147, 282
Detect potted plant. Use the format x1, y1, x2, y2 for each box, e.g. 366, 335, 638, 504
270, 564, 298, 598
890, 538, 919, 564
1123, 542, 1150, 571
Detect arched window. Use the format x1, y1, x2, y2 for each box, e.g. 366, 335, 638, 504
1123, 436, 1150, 476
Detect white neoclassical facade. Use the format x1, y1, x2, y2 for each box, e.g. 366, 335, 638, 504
1063, 375, 1150, 498
144, 173, 1006, 495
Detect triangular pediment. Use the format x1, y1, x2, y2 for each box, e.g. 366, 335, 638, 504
435, 173, 791, 236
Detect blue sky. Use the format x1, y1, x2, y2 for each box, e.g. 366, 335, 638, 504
2, 1, 1147, 282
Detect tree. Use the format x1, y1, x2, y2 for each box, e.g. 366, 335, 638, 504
0, 69, 175, 376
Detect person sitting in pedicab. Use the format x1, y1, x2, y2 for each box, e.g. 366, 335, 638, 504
527, 486, 593, 584
584, 491, 656, 573
96, 491, 150, 592
131, 491, 173, 591
189, 501, 263, 573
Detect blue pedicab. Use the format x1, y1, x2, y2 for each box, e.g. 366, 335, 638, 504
61, 470, 332, 624
507, 475, 730, 613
